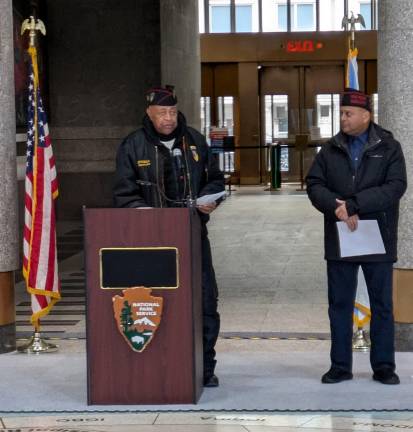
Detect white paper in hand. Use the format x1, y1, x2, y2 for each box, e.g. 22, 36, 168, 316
196, 191, 226, 206
337, 220, 386, 258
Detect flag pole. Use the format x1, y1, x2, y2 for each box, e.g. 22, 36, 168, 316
17, 16, 58, 354
342, 11, 370, 352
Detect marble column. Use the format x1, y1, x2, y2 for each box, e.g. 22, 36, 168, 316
378, 0, 413, 350
160, 0, 201, 129
0, 0, 20, 352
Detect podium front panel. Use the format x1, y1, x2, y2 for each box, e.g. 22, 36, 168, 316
84, 208, 203, 405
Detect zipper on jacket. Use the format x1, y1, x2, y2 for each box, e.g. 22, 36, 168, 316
155, 146, 163, 208
182, 136, 194, 201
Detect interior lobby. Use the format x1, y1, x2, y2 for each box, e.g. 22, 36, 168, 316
0, 0, 412, 430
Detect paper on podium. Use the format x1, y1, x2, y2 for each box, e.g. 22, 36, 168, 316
337, 220, 386, 258
196, 191, 226, 206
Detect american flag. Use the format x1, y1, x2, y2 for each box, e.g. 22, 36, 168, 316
23, 46, 60, 330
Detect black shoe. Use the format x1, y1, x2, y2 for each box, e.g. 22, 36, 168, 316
203, 374, 219, 387
373, 368, 400, 385
321, 368, 353, 384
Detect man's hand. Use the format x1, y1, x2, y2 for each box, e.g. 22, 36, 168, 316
197, 202, 217, 214
345, 214, 359, 232
335, 199, 359, 231
335, 199, 349, 221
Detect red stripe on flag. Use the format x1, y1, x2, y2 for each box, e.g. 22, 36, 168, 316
28, 148, 45, 289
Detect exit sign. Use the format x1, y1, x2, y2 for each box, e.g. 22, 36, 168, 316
285, 40, 323, 53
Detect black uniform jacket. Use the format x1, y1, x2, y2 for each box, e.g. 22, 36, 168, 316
113, 113, 225, 224
306, 123, 407, 262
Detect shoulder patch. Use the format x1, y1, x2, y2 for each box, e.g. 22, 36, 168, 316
190, 146, 199, 162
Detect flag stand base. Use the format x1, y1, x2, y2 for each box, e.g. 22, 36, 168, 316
17, 331, 58, 354
352, 328, 370, 352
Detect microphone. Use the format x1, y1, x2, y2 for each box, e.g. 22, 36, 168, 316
172, 148, 183, 172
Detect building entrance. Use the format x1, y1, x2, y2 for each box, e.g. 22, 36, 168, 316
260, 64, 344, 183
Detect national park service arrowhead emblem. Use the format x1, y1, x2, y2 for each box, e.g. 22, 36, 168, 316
113, 287, 163, 352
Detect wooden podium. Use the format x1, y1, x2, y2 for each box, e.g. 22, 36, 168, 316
84, 208, 203, 405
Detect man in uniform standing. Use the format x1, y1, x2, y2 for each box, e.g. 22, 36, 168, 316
306, 89, 407, 385
113, 86, 224, 387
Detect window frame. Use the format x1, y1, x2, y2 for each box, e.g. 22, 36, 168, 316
199, 0, 378, 33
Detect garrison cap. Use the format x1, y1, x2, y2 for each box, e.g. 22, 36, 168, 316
341, 88, 371, 112
146, 85, 177, 106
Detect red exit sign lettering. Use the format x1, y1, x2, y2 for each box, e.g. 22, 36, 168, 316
286, 40, 323, 53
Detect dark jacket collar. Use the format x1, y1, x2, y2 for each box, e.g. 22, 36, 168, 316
332, 122, 393, 152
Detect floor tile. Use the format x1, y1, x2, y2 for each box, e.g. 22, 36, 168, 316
2, 413, 158, 428
303, 415, 413, 431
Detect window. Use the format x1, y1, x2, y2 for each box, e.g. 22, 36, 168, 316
262, 0, 287, 32
200, 97, 211, 143
236, 5, 252, 32
235, 1, 259, 32
319, 0, 345, 31
217, 96, 235, 172
278, 4, 288, 31
291, 1, 316, 32
200, 0, 378, 33
347, 0, 371, 30
199, 0, 205, 33
316, 94, 340, 138
265, 95, 289, 171
210, 1, 231, 33
360, 2, 372, 29
296, 4, 314, 29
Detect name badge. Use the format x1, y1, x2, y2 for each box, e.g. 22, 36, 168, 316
137, 159, 151, 167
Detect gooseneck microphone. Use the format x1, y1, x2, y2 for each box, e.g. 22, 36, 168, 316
172, 148, 183, 172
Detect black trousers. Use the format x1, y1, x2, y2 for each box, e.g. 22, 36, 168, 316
201, 234, 220, 378
327, 260, 395, 373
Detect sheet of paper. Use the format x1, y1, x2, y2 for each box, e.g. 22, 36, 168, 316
337, 220, 386, 258
196, 191, 226, 206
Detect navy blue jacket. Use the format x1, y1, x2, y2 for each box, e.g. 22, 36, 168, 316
306, 123, 407, 262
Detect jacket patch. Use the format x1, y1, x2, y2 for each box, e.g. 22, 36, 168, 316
137, 159, 151, 167
190, 146, 199, 162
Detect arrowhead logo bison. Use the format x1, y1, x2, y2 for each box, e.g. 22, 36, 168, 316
112, 287, 163, 352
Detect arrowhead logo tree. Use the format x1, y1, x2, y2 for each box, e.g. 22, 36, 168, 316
113, 287, 163, 352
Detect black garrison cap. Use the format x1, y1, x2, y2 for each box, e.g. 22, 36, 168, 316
146, 85, 177, 106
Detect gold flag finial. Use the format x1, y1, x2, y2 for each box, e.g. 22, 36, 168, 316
21, 16, 46, 47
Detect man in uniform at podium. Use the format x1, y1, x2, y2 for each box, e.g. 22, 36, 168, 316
306, 88, 407, 385
113, 86, 224, 387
